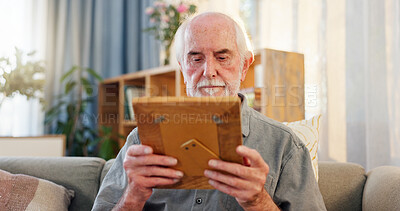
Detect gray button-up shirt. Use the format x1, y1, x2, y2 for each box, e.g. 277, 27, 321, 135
92, 94, 326, 211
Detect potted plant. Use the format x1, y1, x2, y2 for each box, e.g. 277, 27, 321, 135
0, 48, 45, 108
45, 66, 122, 159
144, 0, 197, 65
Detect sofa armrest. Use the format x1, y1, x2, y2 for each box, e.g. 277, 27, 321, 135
363, 166, 400, 211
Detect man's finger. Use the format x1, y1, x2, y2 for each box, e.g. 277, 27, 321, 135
125, 154, 178, 167
243, 157, 251, 167
204, 169, 251, 190
126, 145, 153, 156
139, 176, 181, 188
236, 145, 266, 168
208, 159, 254, 179
208, 179, 242, 199
136, 166, 184, 179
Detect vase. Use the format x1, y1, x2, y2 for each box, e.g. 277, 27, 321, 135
160, 42, 172, 66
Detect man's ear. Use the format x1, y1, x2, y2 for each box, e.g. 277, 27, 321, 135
240, 52, 254, 82
178, 61, 187, 84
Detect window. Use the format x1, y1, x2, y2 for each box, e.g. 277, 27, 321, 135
0, 0, 47, 136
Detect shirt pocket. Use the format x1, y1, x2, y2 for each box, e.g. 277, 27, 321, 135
264, 174, 277, 197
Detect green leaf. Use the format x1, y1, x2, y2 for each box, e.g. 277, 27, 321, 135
44, 101, 67, 124
75, 131, 83, 142
27, 50, 36, 56
44, 110, 60, 125
82, 98, 94, 103
99, 139, 118, 160
80, 78, 93, 95
63, 118, 74, 134
189, 5, 196, 14
45, 100, 66, 113
101, 125, 113, 134
60, 66, 79, 82
56, 122, 66, 134
45, 105, 61, 117
64, 81, 76, 94
86, 128, 99, 137
85, 68, 103, 81
88, 137, 101, 147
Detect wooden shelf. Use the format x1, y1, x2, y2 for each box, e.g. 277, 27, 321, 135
123, 120, 137, 127
98, 48, 305, 148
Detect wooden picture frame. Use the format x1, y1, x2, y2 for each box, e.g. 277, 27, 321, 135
132, 96, 243, 189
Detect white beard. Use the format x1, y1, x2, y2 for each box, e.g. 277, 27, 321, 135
187, 78, 240, 97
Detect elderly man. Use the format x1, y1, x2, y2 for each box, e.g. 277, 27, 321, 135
93, 12, 326, 211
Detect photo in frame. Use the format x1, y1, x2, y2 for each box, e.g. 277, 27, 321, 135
132, 96, 243, 189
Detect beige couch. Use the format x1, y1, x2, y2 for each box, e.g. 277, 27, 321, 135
0, 157, 399, 211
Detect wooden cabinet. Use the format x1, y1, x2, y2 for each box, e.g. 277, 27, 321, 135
98, 48, 304, 148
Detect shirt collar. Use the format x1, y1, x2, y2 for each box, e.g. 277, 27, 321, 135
238, 93, 250, 137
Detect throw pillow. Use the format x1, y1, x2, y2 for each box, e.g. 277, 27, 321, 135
283, 115, 321, 181
0, 169, 74, 211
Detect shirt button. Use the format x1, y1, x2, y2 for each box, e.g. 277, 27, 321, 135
196, 198, 203, 204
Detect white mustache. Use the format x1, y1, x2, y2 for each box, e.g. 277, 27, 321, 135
197, 79, 226, 87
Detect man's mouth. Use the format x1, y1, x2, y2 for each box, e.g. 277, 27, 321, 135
198, 86, 225, 96
194, 78, 227, 96
199, 85, 225, 89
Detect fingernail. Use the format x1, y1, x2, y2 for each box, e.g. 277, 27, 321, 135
204, 170, 211, 177
209, 160, 217, 167
208, 180, 215, 186
144, 148, 152, 154
173, 179, 180, 183
176, 171, 184, 177
169, 158, 178, 165
237, 145, 245, 153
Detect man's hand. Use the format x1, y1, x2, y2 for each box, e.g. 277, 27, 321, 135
204, 145, 279, 211
113, 145, 183, 211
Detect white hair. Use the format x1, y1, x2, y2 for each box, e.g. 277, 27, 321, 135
174, 12, 254, 68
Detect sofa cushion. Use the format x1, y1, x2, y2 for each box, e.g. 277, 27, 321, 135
318, 161, 366, 211
283, 115, 321, 180
0, 169, 74, 211
363, 166, 400, 211
0, 157, 105, 211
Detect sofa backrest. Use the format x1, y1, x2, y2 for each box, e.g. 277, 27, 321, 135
0, 157, 105, 211
363, 165, 400, 210
0, 157, 368, 211
318, 161, 366, 211
103, 160, 367, 211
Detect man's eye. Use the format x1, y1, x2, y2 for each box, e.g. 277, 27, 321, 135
192, 57, 202, 62
217, 56, 228, 61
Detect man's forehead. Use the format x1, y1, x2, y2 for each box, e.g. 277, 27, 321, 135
186, 14, 235, 34
185, 25, 234, 41
183, 16, 237, 51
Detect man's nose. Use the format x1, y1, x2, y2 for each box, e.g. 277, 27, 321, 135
203, 58, 217, 78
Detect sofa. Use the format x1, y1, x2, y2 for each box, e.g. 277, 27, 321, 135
0, 157, 399, 211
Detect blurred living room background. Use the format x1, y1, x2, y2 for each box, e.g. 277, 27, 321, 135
0, 0, 399, 171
